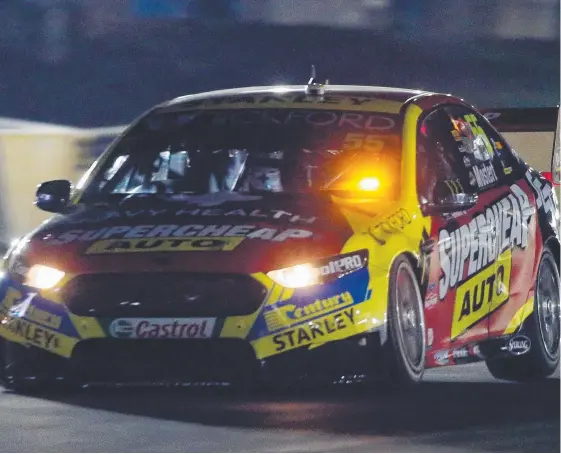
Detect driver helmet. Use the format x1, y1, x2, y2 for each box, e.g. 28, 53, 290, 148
247, 165, 283, 192
245, 151, 285, 192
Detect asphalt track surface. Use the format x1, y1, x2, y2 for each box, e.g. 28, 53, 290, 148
0, 363, 559, 453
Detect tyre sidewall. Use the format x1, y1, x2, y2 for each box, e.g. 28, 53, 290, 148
385, 255, 426, 387
527, 247, 560, 373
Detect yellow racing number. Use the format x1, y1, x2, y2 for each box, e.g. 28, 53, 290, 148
463, 114, 494, 156
343, 133, 384, 153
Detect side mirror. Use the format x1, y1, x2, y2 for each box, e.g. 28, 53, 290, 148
35, 180, 72, 213
552, 106, 560, 184
423, 193, 478, 216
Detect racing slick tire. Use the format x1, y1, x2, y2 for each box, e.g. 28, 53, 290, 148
380, 255, 426, 389
0, 339, 32, 393
0, 339, 63, 394
486, 246, 560, 381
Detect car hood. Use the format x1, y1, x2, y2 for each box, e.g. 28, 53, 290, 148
23, 193, 356, 274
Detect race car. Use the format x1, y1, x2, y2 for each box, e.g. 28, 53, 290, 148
0, 79, 559, 392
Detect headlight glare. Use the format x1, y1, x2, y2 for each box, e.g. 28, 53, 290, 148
267, 250, 369, 289
267, 264, 319, 288
25, 265, 65, 289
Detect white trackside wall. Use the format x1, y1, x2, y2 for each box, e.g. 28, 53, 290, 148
0, 119, 124, 250
502, 131, 555, 173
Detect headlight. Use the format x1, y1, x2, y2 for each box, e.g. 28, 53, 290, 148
25, 265, 65, 289
267, 250, 368, 288
267, 264, 319, 288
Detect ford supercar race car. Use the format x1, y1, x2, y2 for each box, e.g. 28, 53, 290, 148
0, 80, 559, 392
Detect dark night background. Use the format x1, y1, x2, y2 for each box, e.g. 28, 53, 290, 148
0, 0, 559, 127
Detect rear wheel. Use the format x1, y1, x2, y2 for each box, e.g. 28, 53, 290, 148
380, 255, 426, 388
486, 246, 560, 381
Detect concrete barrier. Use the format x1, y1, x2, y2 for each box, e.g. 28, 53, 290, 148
0, 119, 123, 249
503, 131, 555, 172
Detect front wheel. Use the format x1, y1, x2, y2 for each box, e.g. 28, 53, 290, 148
0, 340, 61, 394
486, 246, 560, 381
380, 255, 426, 388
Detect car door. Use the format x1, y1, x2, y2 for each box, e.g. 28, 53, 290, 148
416, 106, 504, 361
462, 109, 540, 339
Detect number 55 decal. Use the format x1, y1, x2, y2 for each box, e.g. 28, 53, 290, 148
343, 133, 384, 153
463, 114, 495, 157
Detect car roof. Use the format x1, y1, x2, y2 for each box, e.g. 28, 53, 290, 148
163, 85, 440, 111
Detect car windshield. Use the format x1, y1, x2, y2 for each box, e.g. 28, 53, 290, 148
82, 107, 403, 201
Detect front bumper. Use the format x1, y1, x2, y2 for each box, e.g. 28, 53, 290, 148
0, 263, 384, 386
2, 332, 382, 387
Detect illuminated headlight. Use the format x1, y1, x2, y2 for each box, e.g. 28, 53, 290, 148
267, 250, 368, 289
25, 265, 65, 289
267, 264, 319, 288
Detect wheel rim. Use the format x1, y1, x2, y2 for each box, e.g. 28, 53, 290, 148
395, 262, 425, 373
536, 254, 560, 360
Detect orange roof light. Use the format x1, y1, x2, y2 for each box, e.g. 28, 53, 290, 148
358, 177, 380, 191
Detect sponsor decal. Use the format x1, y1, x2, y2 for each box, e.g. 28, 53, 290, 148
24, 305, 62, 330
526, 170, 559, 234
425, 283, 439, 308
64, 206, 318, 225
471, 344, 485, 359
456, 114, 495, 158
451, 249, 512, 339
264, 291, 354, 331
427, 328, 434, 347
165, 94, 402, 115
44, 224, 314, 246
109, 317, 215, 339
471, 162, 498, 188
452, 347, 469, 359
86, 236, 244, 254
5, 293, 63, 331
2, 318, 61, 350
8, 293, 33, 317
504, 334, 531, 356
443, 179, 464, 195
449, 345, 485, 363
491, 138, 503, 151
433, 350, 450, 366
439, 184, 531, 301
316, 252, 366, 280
271, 307, 356, 352
110, 319, 135, 338
368, 209, 412, 245
164, 193, 264, 208
425, 293, 438, 308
